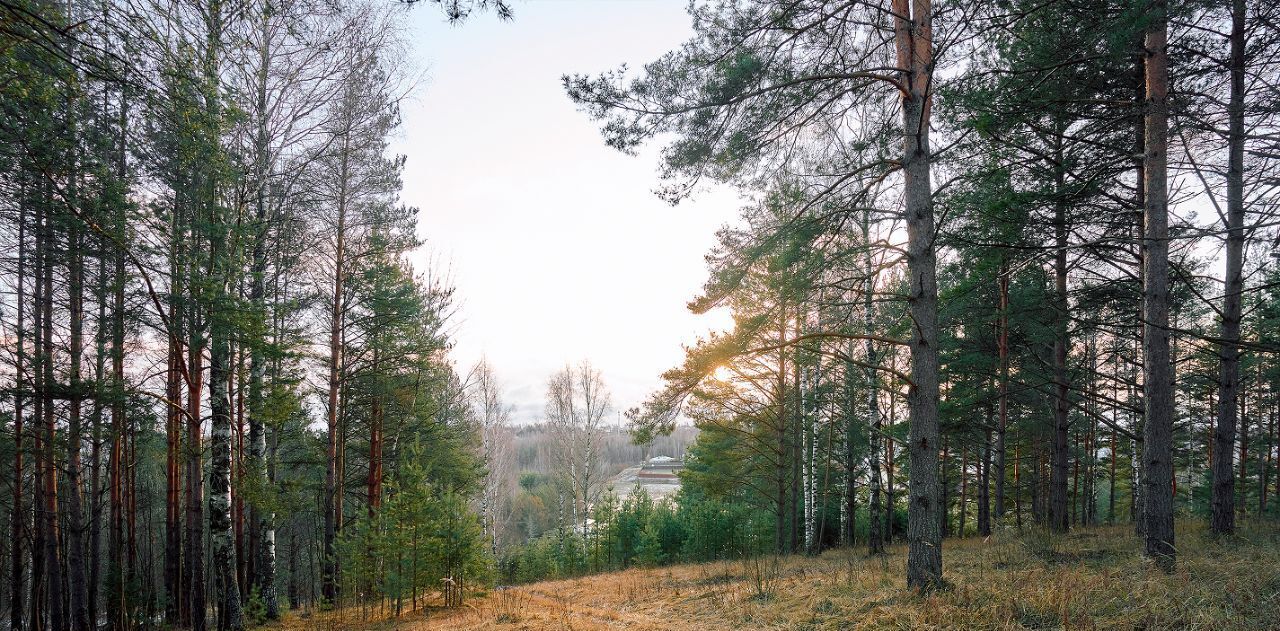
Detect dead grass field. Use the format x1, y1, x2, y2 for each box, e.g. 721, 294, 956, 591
277, 520, 1280, 630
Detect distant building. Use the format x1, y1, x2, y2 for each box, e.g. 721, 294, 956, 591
636, 455, 683, 485
603, 455, 685, 504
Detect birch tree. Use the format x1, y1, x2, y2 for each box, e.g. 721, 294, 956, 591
545, 362, 611, 537
472, 360, 515, 556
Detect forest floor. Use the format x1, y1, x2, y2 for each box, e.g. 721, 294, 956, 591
276, 520, 1280, 630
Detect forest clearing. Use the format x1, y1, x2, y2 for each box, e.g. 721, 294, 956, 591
280, 521, 1280, 630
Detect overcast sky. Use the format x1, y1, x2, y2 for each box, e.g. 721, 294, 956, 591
393, 1, 739, 424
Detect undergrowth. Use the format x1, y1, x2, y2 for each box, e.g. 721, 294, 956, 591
277, 519, 1280, 630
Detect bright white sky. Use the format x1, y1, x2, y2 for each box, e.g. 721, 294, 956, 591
394, 1, 738, 425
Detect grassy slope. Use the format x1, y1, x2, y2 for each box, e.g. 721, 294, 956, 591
282, 520, 1280, 630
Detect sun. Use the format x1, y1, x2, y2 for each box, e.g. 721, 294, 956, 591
712, 365, 733, 382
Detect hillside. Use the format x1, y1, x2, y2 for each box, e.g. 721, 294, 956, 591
280, 521, 1280, 631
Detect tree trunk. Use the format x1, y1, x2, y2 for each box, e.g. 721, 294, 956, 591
1110, 394, 1118, 524
40, 189, 67, 631
235, 346, 248, 601
802, 323, 818, 555
959, 445, 968, 537
1014, 441, 1022, 529
1262, 402, 1274, 513
210, 325, 243, 630
865, 216, 884, 554
108, 203, 127, 630
369, 350, 384, 518
791, 317, 802, 554
322, 193, 346, 605
1131, 30, 1148, 539
1269, 399, 1280, 511
885, 373, 896, 543
202, 6, 240, 620
1030, 448, 1041, 524
1241, 388, 1249, 516
30, 191, 45, 631
1072, 428, 1080, 526
979, 423, 991, 537
1141, 0, 1175, 571
165, 201, 185, 625
11, 195, 27, 631
941, 438, 950, 538
185, 252, 207, 631
1049, 155, 1071, 533
895, 0, 943, 591
1085, 355, 1098, 526
995, 265, 1009, 519
249, 243, 278, 617
66, 221, 92, 631
843, 334, 857, 547
249, 14, 278, 609
775, 307, 788, 554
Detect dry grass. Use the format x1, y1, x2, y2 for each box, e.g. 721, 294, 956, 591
276, 519, 1280, 630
